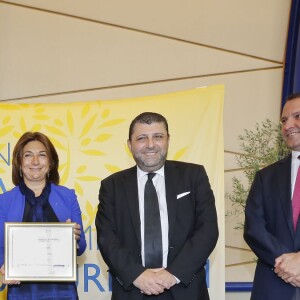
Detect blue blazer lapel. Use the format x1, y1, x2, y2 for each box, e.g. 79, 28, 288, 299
122, 166, 142, 248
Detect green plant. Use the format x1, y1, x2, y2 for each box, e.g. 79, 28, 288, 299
226, 119, 290, 229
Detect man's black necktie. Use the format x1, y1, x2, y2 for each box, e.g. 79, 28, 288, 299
144, 173, 163, 268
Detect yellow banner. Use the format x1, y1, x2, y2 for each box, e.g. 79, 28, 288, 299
0, 85, 224, 300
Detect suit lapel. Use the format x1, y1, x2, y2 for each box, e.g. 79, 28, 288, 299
122, 166, 142, 247
164, 161, 178, 243
277, 155, 294, 237
123, 162, 181, 248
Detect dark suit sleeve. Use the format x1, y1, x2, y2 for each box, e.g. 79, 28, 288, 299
166, 165, 219, 286
95, 177, 145, 290
244, 171, 291, 266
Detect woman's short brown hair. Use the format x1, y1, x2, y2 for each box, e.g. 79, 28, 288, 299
12, 132, 60, 186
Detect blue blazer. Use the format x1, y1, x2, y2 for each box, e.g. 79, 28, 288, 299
0, 184, 87, 266
244, 155, 298, 300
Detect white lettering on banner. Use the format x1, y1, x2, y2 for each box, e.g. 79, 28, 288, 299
0, 143, 10, 167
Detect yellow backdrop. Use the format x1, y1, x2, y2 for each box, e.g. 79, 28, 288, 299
0, 85, 224, 300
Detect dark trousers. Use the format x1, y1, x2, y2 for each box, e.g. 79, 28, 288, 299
293, 289, 300, 300
143, 290, 173, 299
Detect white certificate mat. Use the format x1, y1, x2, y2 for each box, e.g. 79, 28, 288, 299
4, 223, 76, 281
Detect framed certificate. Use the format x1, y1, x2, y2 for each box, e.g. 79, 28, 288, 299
4, 222, 77, 282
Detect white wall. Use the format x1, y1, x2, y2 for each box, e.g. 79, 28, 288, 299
227, 292, 251, 300
0, 1, 293, 299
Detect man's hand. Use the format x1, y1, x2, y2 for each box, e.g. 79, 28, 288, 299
274, 252, 300, 278
133, 269, 165, 295
133, 268, 177, 295
285, 274, 300, 287
274, 252, 300, 283
275, 252, 300, 287
155, 269, 177, 290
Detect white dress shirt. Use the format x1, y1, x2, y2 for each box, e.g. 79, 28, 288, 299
137, 166, 169, 268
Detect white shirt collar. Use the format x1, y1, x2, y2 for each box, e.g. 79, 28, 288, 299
137, 165, 165, 179
292, 151, 300, 163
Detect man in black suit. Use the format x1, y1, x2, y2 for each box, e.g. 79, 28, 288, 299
244, 93, 300, 300
95, 112, 218, 299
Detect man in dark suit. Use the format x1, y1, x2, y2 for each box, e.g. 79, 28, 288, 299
95, 112, 218, 299
244, 93, 300, 300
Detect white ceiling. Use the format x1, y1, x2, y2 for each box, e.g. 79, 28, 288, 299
0, 0, 291, 101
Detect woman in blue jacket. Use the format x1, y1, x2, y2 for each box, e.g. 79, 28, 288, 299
0, 131, 86, 299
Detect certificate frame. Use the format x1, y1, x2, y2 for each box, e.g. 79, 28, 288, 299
4, 222, 77, 282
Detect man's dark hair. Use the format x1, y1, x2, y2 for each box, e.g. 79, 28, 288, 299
128, 112, 169, 140
286, 92, 300, 102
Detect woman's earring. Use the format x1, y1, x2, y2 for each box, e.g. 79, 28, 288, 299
47, 171, 50, 178
19, 167, 22, 178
